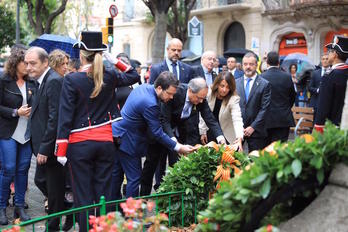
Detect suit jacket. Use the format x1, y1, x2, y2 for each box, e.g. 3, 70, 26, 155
230, 69, 244, 79
308, 69, 322, 108
149, 60, 194, 84
161, 84, 223, 145
30, 68, 62, 160
199, 88, 244, 143
112, 84, 176, 157
315, 64, 348, 126
236, 75, 271, 138
194, 65, 217, 84
0, 75, 37, 139
261, 67, 295, 129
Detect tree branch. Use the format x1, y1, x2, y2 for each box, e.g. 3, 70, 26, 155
24, 0, 37, 29
45, 0, 68, 33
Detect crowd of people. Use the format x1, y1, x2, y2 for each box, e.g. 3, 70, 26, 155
0, 31, 347, 232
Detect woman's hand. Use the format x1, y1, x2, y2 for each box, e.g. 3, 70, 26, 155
200, 134, 208, 145
234, 138, 243, 152
17, 104, 31, 117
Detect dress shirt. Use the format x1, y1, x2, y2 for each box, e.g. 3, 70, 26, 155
166, 58, 180, 80
181, 91, 192, 119
37, 67, 50, 87
244, 74, 257, 94
202, 65, 213, 86
229, 68, 236, 76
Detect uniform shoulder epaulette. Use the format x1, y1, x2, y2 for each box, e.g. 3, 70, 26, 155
336, 64, 348, 70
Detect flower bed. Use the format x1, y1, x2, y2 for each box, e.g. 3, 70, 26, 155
196, 123, 348, 231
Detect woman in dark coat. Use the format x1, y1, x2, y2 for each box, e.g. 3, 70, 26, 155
0, 47, 36, 224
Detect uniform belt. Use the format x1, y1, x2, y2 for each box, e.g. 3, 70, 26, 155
69, 124, 113, 143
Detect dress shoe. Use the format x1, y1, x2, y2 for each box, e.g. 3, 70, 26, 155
14, 207, 31, 222
0, 208, 8, 225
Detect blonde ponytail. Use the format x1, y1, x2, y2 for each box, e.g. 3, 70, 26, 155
80, 50, 104, 98
90, 52, 104, 98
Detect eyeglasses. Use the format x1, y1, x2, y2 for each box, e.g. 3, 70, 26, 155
164, 89, 176, 97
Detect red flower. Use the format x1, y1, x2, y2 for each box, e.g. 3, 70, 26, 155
203, 218, 209, 224
267, 224, 273, 232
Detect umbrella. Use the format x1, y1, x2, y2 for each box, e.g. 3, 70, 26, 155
181, 50, 196, 59
218, 56, 227, 66
181, 55, 201, 66
281, 53, 315, 79
29, 34, 80, 59
130, 59, 141, 68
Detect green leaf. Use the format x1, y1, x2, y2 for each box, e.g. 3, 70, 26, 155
259, 178, 271, 199
190, 176, 198, 184
291, 159, 302, 177
276, 170, 283, 180
223, 213, 235, 221
185, 188, 190, 195
316, 169, 324, 184
251, 173, 269, 185
310, 156, 323, 169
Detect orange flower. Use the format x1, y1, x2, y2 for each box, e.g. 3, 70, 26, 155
300, 134, 315, 143
263, 142, 277, 156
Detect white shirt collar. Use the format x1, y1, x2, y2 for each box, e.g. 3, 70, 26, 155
332, 63, 345, 69
244, 73, 257, 81
267, 66, 278, 70
37, 67, 50, 85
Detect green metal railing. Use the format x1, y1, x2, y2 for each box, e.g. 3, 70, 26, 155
2, 190, 198, 231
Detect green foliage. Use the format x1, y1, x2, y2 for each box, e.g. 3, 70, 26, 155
157, 146, 250, 226
0, 6, 16, 51
197, 122, 348, 231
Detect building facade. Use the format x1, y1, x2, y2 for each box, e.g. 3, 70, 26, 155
107, 0, 348, 65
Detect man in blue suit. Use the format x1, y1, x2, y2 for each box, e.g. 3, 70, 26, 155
227, 57, 244, 79
236, 52, 271, 152
149, 38, 195, 84
112, 71, 195, 199
309, 53, 330, 118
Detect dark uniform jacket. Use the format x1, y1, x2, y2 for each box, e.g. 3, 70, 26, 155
161, 84, 223, 145
149, 60, 195, 84
315, 64, 348, 126
57, 67, 139, 142
0, 74, 37, 139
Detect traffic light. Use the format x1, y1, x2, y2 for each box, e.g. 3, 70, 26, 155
106, 17, 114, 45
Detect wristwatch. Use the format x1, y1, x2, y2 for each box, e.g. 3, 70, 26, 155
12, 109, 18, 117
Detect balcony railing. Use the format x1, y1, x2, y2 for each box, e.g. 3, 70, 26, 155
195, 0, 244, 9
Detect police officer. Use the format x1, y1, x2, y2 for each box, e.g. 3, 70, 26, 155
314, 35, 348, 132
54, 31, 139, 231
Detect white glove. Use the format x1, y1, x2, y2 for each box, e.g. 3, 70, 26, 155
103, 52, 117, 64
57, 157, 68, 166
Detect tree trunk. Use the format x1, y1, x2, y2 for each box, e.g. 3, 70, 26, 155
151, 11, 168, 64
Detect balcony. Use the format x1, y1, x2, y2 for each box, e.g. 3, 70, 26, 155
263, 0, 348, 20
191, 0, 251, 16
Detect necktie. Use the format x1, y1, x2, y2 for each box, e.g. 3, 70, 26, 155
172, 62, 178, 80
245, 78, 252, 102
181, 102, 192, 119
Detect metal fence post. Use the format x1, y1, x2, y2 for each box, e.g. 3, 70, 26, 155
99, 196, 106, 216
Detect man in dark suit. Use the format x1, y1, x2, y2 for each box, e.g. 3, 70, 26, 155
309, 53, 330, 118
227, 56, 244, 79
261, 51, 295, 145
161, 77, 225, 146
236, 52, 271, 152
112, 72, 194, 199
149, 38, 194, 84
315, 35, 348, 132
143, 38, 195, 195
194, 51, 217, 86
25, 47, 65, 231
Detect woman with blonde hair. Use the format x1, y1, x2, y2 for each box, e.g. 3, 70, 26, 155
54, 31, 139, 231
199, 71, 244, 150
48, 49, 69, 77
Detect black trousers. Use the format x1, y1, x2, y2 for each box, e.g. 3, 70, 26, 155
34, 159, 65, 230
265, 127, 290, 146
67, 141, 115, 232
245, 137, 266, 152
140, 142, 179, 196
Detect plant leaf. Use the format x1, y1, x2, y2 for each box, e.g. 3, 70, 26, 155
259, 178, 271, 199
316, 169, 324, 184
291, 159, 302, 177
251, 173, 269, 185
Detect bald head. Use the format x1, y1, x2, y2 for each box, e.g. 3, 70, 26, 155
25, 46, 49, 78
167, 38, 183, 62
201, 51, 216, 72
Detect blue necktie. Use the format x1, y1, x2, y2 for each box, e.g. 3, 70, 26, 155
245, 78, 252, 101
172, 62, 178, 80
181, 102, 192, 119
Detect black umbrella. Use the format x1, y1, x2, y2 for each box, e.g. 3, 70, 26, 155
223, 48, 258, 61
181, 50, 196, 59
